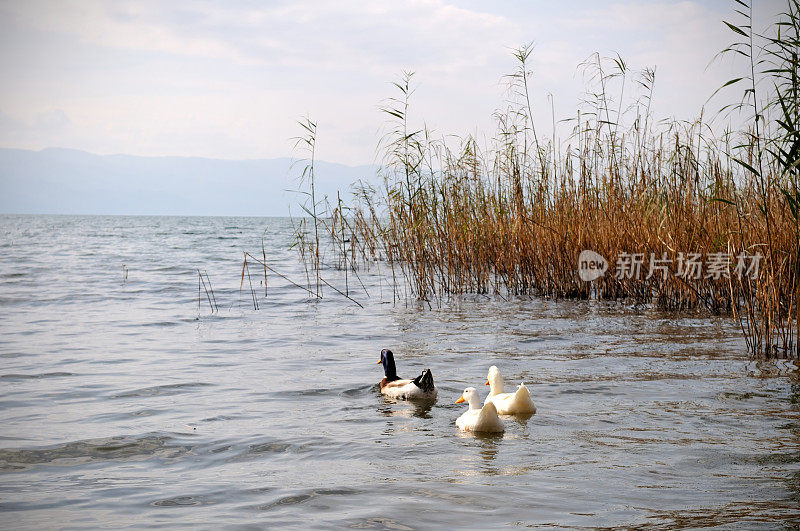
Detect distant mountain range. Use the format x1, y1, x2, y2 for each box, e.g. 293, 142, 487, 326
0, 147, 379, 216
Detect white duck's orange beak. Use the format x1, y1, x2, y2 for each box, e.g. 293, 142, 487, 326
455, 395, 466, 403
485, 379, 490, 385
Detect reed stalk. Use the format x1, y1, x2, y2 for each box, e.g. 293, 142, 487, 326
198, 269, 218, 313
288, 1, 797, 359
276, 1, 798, 359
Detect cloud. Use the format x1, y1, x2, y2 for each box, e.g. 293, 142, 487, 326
0, 107, 75, 151
0, 0, 785, 165
2, 1, 248, 62
34, 109, 71, 130
3, 0, 519, 75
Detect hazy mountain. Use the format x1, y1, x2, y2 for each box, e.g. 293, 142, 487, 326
0, 148, 379, 216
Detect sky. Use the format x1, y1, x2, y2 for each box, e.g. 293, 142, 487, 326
0, 0, 785, 166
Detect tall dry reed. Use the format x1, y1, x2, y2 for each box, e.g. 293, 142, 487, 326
288, 0, 798, 359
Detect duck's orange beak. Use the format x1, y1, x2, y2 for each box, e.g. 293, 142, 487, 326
455, 395, 465, 403
376, 358, 382, 364
485, 379, 490, 385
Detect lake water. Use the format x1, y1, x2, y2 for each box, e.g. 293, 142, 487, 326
1, 214, 799, 529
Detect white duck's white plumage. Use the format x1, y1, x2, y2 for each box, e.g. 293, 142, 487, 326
455, 387, 504, 433
484, 365, 536, 415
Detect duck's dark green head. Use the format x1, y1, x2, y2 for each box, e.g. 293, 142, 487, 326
377, 349, 398, 380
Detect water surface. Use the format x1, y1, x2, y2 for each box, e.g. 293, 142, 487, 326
1, 215, 799, 528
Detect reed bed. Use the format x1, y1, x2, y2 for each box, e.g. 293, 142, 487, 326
285, 1, 799, 359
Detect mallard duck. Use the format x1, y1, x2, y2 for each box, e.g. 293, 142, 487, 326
455, 387, 504, 432
377, 349, 437, 400
484, 365, 536, 415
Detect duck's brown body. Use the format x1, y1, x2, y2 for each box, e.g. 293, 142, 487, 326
379, 376, 408, 389
377, 350, 437, 400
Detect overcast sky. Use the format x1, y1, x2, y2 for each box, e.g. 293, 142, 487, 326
0, 0, 784, 166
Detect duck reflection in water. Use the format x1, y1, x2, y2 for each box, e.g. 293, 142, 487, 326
378, 397, 435, 419
454, 431, 503, 476
508, 412, 534, 427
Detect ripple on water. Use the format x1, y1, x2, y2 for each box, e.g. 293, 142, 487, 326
151, 495, 214, 507
221, 435, 369, 464
0, 372, 75, 380
110, 382, 213, 399
0, 434, 194, 472
252, 487, 363, 512
1, 215, 799, 528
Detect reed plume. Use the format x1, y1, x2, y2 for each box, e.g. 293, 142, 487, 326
288, 0, 798, 359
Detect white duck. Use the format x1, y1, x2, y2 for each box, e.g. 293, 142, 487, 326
455, 387, 504, 433
484, 365, 536, 415
377, 349, 437, 400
